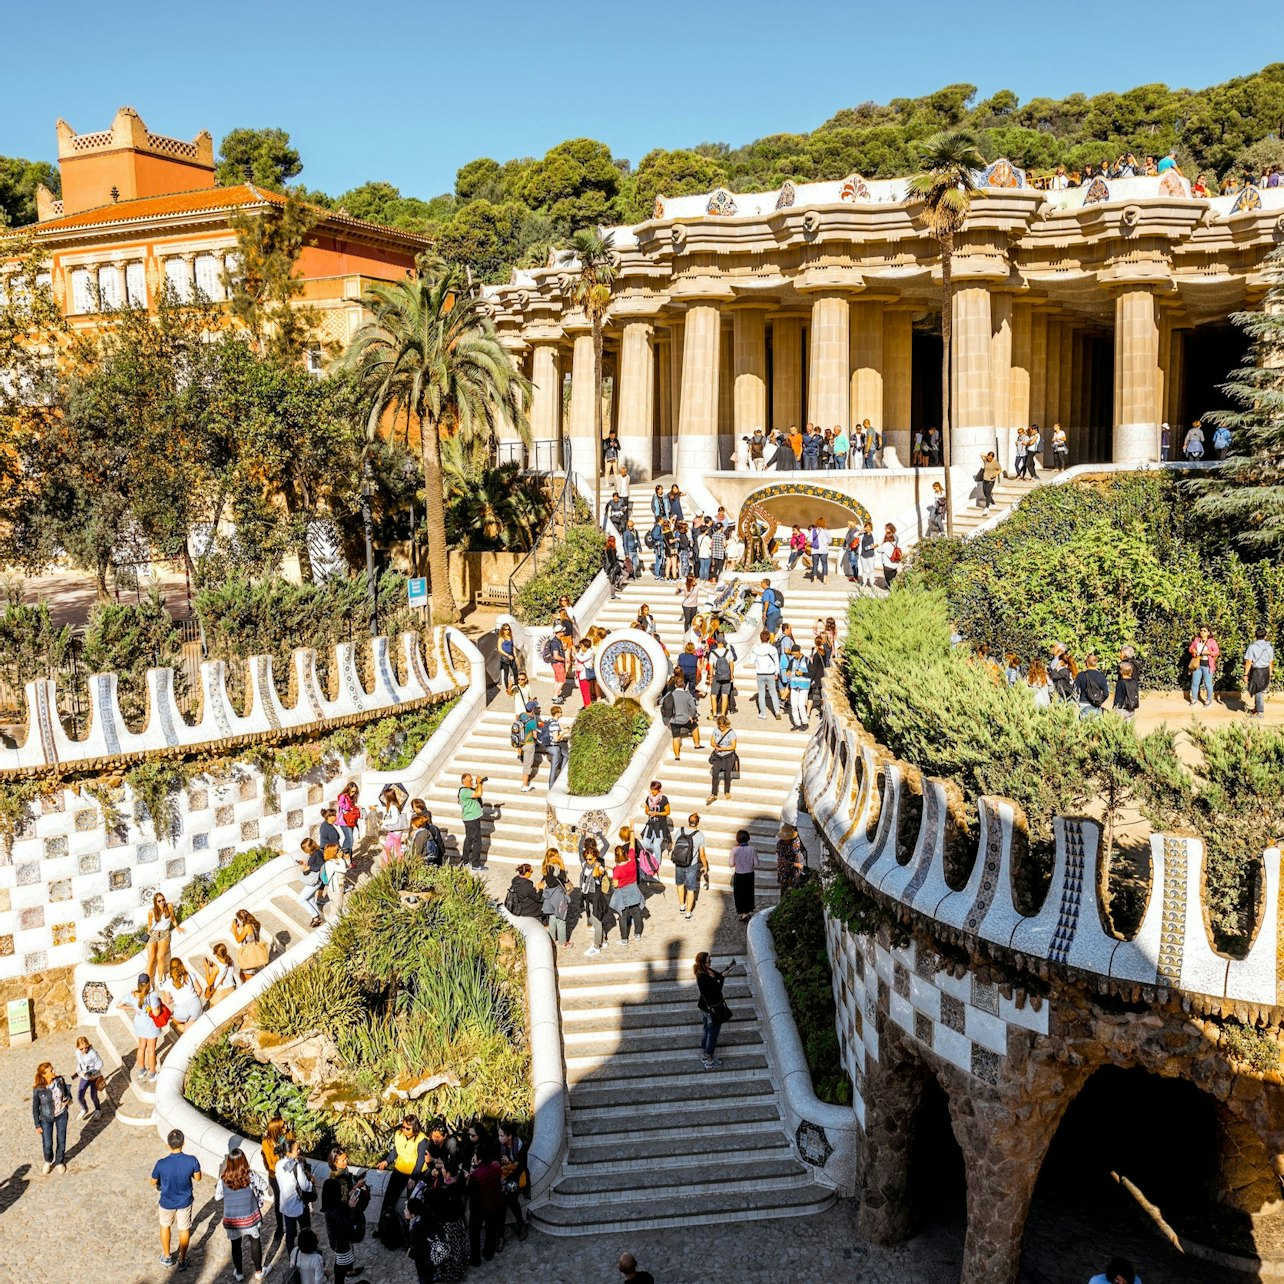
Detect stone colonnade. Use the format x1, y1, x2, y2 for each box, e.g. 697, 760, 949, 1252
518, 282, 1175, 480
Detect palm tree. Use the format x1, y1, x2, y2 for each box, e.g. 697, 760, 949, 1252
566, 230, 616, 522
342, 266, 531, 622
909, 130, 985, 537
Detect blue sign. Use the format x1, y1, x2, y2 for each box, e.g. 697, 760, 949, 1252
407, 577, 429, 607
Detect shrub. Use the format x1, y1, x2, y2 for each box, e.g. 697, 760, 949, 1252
1220, 1019, 1281, 1074
80, 590, 186, 722
360, 698, 458, 772
513, 524, 607, 625
566, 698, 649, 796
769, 879, 852, 1106
175, 845, 279, 924
88, 914, 151, 965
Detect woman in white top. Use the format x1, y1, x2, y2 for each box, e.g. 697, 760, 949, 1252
202, 943, 239, 1008
145, 892, 184, 987
877, 524, 901, 589
276, 1138, 315, 1257
288, 1227, 327, 1284
116, 974, 159, 1083
163, 958, 205, 1032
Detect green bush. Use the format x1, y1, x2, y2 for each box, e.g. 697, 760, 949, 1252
81, 590, 186, 722
176, 845, 280, 924
88, 914, 151, 965
1220, 1019, 1281, 1074
513, 524, 607, 625
186, 863, 530, 1165
360, 698, 458, 772
566, 698, 649, 796
769, 879, 851, 1106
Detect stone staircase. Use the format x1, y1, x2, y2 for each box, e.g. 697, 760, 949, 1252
950, 472, 1043, 537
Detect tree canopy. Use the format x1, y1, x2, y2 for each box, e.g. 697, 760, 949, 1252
216, 127, 304, 191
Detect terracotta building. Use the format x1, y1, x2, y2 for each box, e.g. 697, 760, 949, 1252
15, 106, 428, 352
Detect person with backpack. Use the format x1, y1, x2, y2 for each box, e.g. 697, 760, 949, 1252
878, 523, 902, 589
786, 647, 811, 730
217, 1146, 270, 1282
275, 1137, 316, 1258
540, 704, 567, 788
297, 837, 326, 927
661, 675, 700, 760
1073, 654, 1110, 718
609, 845, 646, 946
639, 780, 672, 869
671, 814, 709, 920
321, 1147, 368, 1284
707, 716, 738, 804
457, 774, 486, 870
760, 580, 783, 637
752, 629, 783, 720
376, 1116, 430, 1245
409, 813, 445, 865
504, 864, 543, 919
707, 637, 737, 718
541, 631, 568, 695
31, 1060, 71, 1175
513, 699, 541, 794
336, 782, 361, 855
1112, 659, 1141, 720
580, 848, 613, 956
574, 640, 596, 707
1213, 424, 1232, 459
540, 850, 572, 949
694, 953, 737, 1070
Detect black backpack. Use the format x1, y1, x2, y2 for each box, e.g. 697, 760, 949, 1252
671, 830, 695, 868
713, 650, 732, 682
660, 691, 676, 722
1084, 674, 1109, 707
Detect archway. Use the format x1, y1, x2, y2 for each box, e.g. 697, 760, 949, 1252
737, 482, 872, 536
1183, 322, 1251, 427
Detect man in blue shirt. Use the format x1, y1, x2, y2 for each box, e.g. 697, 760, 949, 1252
759, 579, 782, 637
151, 1128, 202, 1270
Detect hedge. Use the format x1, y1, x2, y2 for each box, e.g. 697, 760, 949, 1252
567, 698, 649, 796
513, 524, 607, 626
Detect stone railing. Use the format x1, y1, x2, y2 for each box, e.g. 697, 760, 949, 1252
802, 674, 1282, 1018
2, 628, 464, 777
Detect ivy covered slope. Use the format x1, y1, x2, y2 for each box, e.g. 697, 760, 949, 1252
186, 863, 529, 1164
567, 698, 650, 797
513, 524, 606, 626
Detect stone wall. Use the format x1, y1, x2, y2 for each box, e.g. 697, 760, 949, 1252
0, 964, 75, 1046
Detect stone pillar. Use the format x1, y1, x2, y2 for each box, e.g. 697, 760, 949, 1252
494, 342, 526, 464
1069, 333, 1085, 460
733, 307, 769, 444
849, 300, 884, 432
883, 309, 913, 465
807, 293, 851, 433
530, 343, 562, 461
990, 293, 1014, 472
1009, 300, 1033, 439
950, 285, 994, 462
1029, 311, 1048, 430
719, 323, 735, 467
676, 304, 721, 478
1167, 328, 1185, 430
1058, 323, 1074, 432
656, 337, 673, 476
567, 331, 598, 482
771, 315, 804, 435
1113, 287, 1162, 462
616, 321, 655, 481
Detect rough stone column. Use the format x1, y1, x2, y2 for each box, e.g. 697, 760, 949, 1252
676, 304, 722, 478
807, 293, 851, 433
529, 343, 562, 458
1009, 300, 1032, 437
990, 293, 1014, 471
882, 309, 913, 464
616, 321, 655, 481
733, 306, 769, 441
718, 323, 735, 467
849, 299, 884, 432
567, 330, 598, 482
771, 315, 804, 434
1029, 310, 1048, 430
1113, 287, 1162, 462
950, 285, 994, 462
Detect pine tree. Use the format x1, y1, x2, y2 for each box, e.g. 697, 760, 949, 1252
1192, 243, 1284, 553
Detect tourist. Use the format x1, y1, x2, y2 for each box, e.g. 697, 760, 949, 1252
1160, 422, 1172, 461
376, 1116, 430, 1240
622, 519, 642, 580
321, 1148, 368, 1284
317, 805, 341, 854
604, 435, 623, 478
216, 1146, 269, 1282
694, 521, 712, 581
465, 1137, 505, 1266
1026, 424, 1041, 477
1026, 658, 1053, 708
276, 1137, 316, 1257
672, 814, 709, 919
753, 629, 783, 720
646, 516, 664, 578
145, 891, 183, 988
660, 520, 678, 580
117, 973, 160, 1084
707, 636, 737, 718
925, 483, 946, 537
650, 484, 666, 523
457, 773, 486, 869
1183, 421, 1205, 460
260, 1117, 287, 1243
729, 828, 758, 921
619, 1251, 657, 1284
694, 953, 736, 1070
807, 644, 827, 717
833, 424, 849, 470
162, 959, 205, 1034
708, 715, 738, 804
672, 640, 696, 693
1088, 1256, 1141, 1284
496, 622, 519, 695
1050, 647, 1079, 703
228, 910, 265, 983
540, 850, 572, 949
786, 524, 807, 570
748, 428, 766, 470
786, 646, 811, 730
1245, 625, 1275, 719
661, 675, 700, 760
580, 850, 612, 955
31, 1060, 70, 1175
73, 1036, 104, 1121
710, 520, 728, 580
677, 575, 701, 632
677, 519, 693, 578
1188, 625, 1220, 707
336, 781, 361, 855
1003, 652, 1023, 687
201, 943, 239, 1010
1074, 654, 1110, 717
574, 640, 596, 707
513, 699, 540, 795
667, 483, 685, 523
504, 864, 543, 919
297, 838, 325, 927
408, 813, 443, 865
864, 420, 880, 469
802, 425, 822, 470
811, 519, 830, 582
288, 1227, 327, 1284
776, 822, 806, 889
760, 579, 783, 636
497, 1122, 529, 1243
151, 1128, 201, 1270
878, 524, 902, 589
610, 846, 645, 946
926, 426, 941, 465
1113, 659, 1140, 720
1212, 423, 1232, 459
323, 843, 351, 917
1014, 426, 1029, 478
979, 451, 1002, 508
378, 782, 410, 861
858, 521, 878, 589
640, 780, 672, 867
1052, 423, 1069, 470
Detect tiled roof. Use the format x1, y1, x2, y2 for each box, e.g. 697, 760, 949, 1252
27, 183, 430, 245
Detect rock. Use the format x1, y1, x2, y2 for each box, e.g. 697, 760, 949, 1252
382, 1070, 461, 1103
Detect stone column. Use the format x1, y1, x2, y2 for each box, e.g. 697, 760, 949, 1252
1167, 328, 1185, 430
676, 304, 722, 478
849, 299, 884, 431
771, 316, 804, 434
732, 306, 769, 442
1058, 323, 1074, 432
616, 321, 655, 481
669, 321, 684, 474
1009, 300, 1033, 438
950, 285, 994, 462
494, 341, 526, 464
990, 293, 1014, 471
529, 343, 562, 460
807, 293, 851, 433
567, 330, 598, 482
883, 309, 913, 465
656, 337, 673, 475
1113, 287, 1161, 462
718, 323, 735, 467
1029, 311, 1048, 430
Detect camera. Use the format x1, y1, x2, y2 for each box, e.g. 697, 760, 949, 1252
479, 776, 489, 784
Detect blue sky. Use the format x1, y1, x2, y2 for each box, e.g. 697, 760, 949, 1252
4, 0, 1276, 198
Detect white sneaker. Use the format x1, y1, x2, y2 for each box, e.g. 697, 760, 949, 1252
520, 784, 534, 793
585, 946, 600, 957
78, 1109, 90, 1121
56, 1163, 66, 1174
42, 1161, 52, 1175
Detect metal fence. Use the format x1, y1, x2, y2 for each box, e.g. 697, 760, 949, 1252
496, 438, 569, 475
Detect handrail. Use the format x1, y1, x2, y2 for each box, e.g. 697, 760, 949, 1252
506, 469, 577, 613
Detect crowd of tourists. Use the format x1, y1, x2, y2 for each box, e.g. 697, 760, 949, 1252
735, 421, 896, 470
